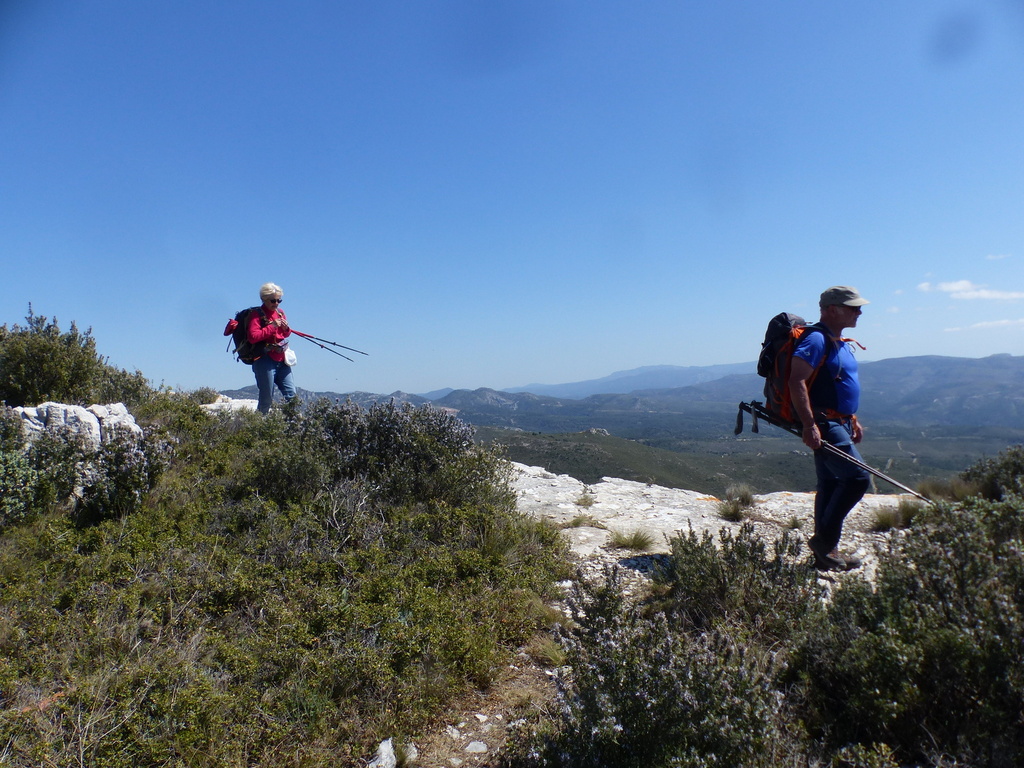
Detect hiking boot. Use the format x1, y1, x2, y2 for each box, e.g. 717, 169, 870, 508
835, 550, 863, 570
810, 544, 863, 572
809, 540, 861, 572
812, 549, 847, 571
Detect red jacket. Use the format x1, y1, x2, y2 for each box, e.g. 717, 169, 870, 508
247, 307, 291, 363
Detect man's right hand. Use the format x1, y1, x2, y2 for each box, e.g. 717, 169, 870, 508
802, 423, 822, 450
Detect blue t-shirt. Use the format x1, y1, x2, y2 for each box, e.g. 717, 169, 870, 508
792, 327, 860, 415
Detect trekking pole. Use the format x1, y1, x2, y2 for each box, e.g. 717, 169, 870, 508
291, 330, 368, 357
736, 401, 935, 505
293, 333, 355, 362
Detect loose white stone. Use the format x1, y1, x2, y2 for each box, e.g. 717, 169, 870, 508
367, 738, 396, 768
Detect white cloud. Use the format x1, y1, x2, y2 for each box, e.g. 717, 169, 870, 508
986, 253, 1010, 260
952, 289, 1024, 300
944, 318, 1024, 332
939, 280, 980, 293
918, 280, 1024, 300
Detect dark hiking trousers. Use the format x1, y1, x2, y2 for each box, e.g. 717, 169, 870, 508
809, 419, 871, 556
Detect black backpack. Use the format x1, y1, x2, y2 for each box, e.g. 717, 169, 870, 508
757, 312, 827, 424
223, 306, 266, 365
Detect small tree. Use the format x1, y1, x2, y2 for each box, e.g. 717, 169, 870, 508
0, 308, 151, 408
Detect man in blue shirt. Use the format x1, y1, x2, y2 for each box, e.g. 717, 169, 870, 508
788, 286, 871, 571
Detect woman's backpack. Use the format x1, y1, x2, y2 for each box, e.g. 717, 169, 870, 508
223, 307, 265, 365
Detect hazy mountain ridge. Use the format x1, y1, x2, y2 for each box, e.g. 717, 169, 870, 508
221, 353, 1024, 433
504, 362, 755, 399
219, 354, 1024, 494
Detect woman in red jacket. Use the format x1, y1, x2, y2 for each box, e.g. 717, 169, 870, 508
248, 282, 296, 414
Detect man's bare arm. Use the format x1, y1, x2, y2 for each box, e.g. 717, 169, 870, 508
789, 357, 822, 449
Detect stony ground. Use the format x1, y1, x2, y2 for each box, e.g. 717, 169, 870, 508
384, 462, 916, 768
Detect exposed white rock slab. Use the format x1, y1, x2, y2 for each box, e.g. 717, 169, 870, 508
200, 395, 258, 413
13, 402, 142, 450
511, 462, 911, 580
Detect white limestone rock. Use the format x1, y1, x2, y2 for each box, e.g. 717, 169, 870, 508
511, 461, 912, 580
13, 402, 141, 450
200, 395, 258, 413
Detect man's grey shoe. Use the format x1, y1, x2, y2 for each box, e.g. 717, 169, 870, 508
837, 551, 863, 570
810, 542, 861, 572
813, 550, 847, 571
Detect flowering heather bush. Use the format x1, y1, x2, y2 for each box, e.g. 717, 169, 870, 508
0, 409, 91, 527
75, 429, 170, 525
503, 569, 781, 768
0, 450, 39, 526
654, 522, 825, 643
790, 494, 1024, 766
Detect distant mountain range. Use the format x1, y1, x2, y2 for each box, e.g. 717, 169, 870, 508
503, 363, 755, 399
220, 354, 1024, 493
221, 353, 1024, 434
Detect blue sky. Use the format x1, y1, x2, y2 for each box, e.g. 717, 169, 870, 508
3, 1, 1023, 396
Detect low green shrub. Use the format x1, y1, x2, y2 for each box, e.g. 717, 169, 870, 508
75, 429, 169, 525
960, 443, 1024, 501
503, 569, 782, 768
0, 394, 568, 765
653, 522, 824, 642
0, 449, 39, 527
0, 411, 92, 528
789, 495, 1024, 766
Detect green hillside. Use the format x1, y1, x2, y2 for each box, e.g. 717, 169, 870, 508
475, 421, 1011, 497
0, 315, 566, 766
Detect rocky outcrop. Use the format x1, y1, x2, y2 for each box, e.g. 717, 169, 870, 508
200, 395, 258, 413
12, 402, 141, 450
512, 461, 911, 584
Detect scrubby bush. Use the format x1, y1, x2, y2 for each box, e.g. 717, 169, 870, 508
0, 408, 92, 527
503, 569, 782, 768
0, 449, 39, 526
235, 398, 512, 514
960, 443, 1024, 500
789, 495, 1024, 766
653, 522, 824, 642
75, 429, 170, 525
0, 393, 567, 765
0, 309, 153, 408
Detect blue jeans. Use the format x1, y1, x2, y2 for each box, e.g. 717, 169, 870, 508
810, 420, 871, 555
253, 355, 296, 414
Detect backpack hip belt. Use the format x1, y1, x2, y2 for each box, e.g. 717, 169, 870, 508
816, 409, 858, 429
